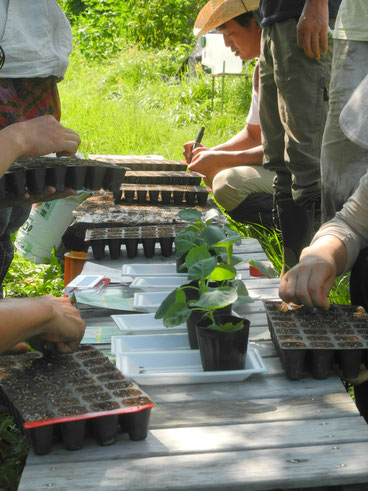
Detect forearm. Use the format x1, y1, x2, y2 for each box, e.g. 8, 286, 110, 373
0, 297, 55, 353
219, 146, 264, 167
212, 124, 261, 152
301, 235, 347, 275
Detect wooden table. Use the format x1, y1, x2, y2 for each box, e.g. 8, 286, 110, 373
18, 239, 368, 490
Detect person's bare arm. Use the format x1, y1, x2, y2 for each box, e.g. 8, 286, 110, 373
0, 115, 81, 178
0, 295, 86, 354
297, 0, 329, 59
279, 235, 347, 309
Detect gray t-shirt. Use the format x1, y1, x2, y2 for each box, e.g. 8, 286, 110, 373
0, 0, 9, 39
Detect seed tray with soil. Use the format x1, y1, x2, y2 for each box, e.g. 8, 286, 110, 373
123, 170, 202, 186
264, 301, 368, 380
85, 224, 187, 259
0, 345, 153, 455
0, 156, 129, 202
89, 155, 188, 172
115, 184, 210, 206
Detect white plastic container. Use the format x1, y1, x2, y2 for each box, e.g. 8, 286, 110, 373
201, 33, 243, 75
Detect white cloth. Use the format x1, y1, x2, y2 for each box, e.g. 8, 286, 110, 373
334, 0, 368, 42
246, 63, 260, 126
0, 0, 72, 79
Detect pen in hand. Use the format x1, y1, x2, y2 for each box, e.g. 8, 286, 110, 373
189, 126, 205, 164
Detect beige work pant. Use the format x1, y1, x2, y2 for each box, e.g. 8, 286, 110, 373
212, 165, 274, 211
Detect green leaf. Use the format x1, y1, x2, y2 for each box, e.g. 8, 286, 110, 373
236, 294, 255, 305
155, 288, 185, 319
201, 225, 226, 248
163, 303, 192, 327
249, 260, 279, 278
209, 263, 236, 282
192, 286, 238, 309
178, 208, 202, 223
188, 256, 217, 281
185, 244, 211, 269
212, 235, 241, 250
174, 230, 201, 255
206, 320, 244, 332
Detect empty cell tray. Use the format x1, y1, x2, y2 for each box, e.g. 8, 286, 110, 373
264, 301, 368, 380
123, 170, 202, 186
115, 184, 210, 206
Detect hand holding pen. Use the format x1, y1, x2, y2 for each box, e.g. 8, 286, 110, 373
188, 126, 205, 164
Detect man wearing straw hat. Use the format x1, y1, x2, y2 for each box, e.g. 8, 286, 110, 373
258, 0, 341, 274
184, 0, 276, 228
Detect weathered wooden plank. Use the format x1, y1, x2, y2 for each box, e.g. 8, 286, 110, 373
26, 415, 367, 466
19, 442, 368, 490
145, 374, 348, 403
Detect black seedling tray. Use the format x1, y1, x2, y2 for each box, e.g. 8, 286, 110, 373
89, 155, 188, 172
85, 224, 187, 259
124, 170, 202, 186
115, 184, 209, 206
0, 157, 128, 201
264, 301, 368, 380
0, 345, 153, 455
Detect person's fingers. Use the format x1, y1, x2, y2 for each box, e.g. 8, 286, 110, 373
320, 29, 328, 55
3, 342, 30, 354
310, 32, 321, 60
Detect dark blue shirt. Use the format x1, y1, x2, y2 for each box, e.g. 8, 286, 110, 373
259, 0, 342, 26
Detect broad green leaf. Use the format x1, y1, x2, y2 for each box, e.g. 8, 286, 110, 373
212, 235, 241, 249
155, 288, 185, 319
174, 230, 201, 255
201, 225, 226, 248
235, 294, 255, 305
206, 320, 244, 332
185, 244, 211, 269
192, 286, 238, 309
163, 303, 192, 327
178, 208, 202, 223
188, 256, 217, 281
209, 263, 236, 282
249, 260, 279, 278
204, 208, 220, 223
230, 279, 248, 296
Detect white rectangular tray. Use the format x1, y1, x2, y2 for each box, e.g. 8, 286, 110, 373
112, 333, 190, 354
129, 276, 185, 292
133, 291, 170, 312
116, 346, 267, 385
111, 313, 187, 335
122, 263, 187, 278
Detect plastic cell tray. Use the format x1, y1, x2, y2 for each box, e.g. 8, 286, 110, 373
0, 156, 128, 201
264, 301, 368, 380
123, 170, 202, 186
115, 184, 209, 206
0, 345, 153, 455
89, 155, 188, 172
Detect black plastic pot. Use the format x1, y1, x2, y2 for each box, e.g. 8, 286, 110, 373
46, 167, 67, 192
161, 190, 171, 205
91, 240, 106, 260
196, 314, 250, 371
108, 239, 121, 259
86, 167, 106, 190
28, 425, 54, 456
197, 192, 208, 206
65, 165, 88, 190
149, 190, 159, 204
6, 170, 27, 196
60, 419, 87, 451
92, 415, 119, 446
125, 238, 139, 258
119, 408, 152, 441
159, 237, 174, 257
26, 168, 47, 194
185, 191, 196, 206
142, 238, 156, 258
187, 304, 232, 350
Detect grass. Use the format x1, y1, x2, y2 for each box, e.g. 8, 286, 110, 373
0, 46, 351, 488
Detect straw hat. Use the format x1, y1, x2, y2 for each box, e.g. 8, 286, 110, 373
194, 0, 260, 36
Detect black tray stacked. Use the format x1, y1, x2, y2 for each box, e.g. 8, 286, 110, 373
0, 345, 153, 455
264, 301, 368, 380
69, 155, 212, 260
0, 156, 128, 203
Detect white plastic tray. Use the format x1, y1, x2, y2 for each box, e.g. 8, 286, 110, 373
129, 276, 186, 292
133, 291, 170, 312
122, 263, 187, 278
111, 333, 190, 354
111, 313, 187, 335
116, 345, 267, 385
